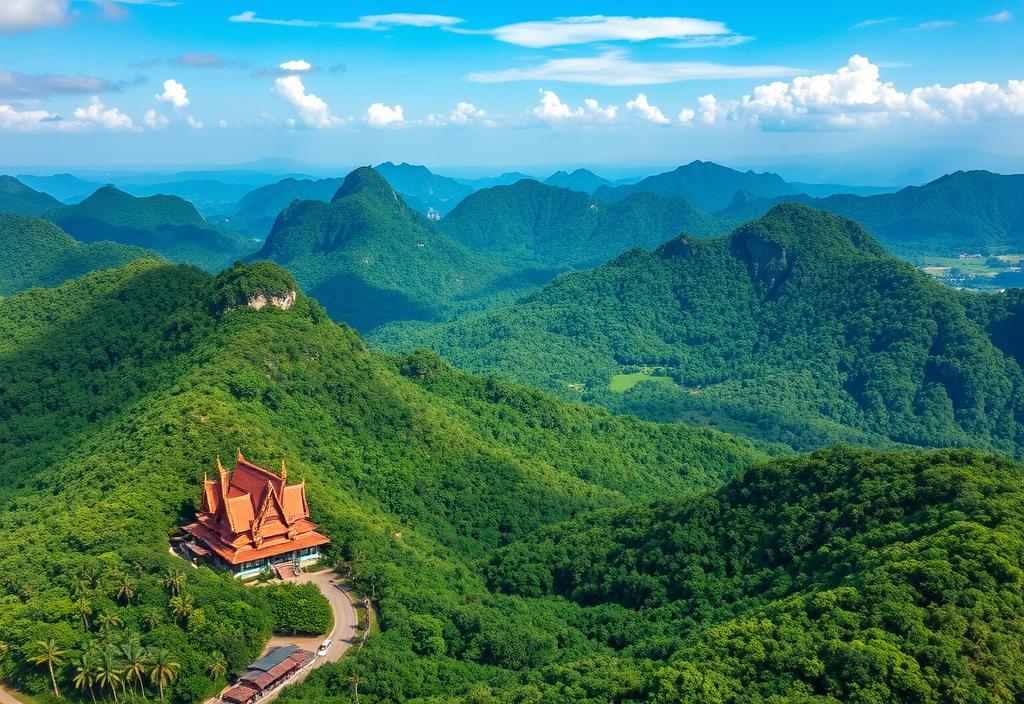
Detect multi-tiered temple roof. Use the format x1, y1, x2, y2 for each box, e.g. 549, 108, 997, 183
183, 450, 329, 565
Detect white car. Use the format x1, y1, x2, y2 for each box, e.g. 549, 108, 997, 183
317, 638, 332, 656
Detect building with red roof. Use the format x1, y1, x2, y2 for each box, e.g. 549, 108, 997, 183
183, 450, 329, 577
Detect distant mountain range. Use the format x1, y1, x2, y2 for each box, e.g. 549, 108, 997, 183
0, 213, 152, 294
0, 175, 62, 216
376, 204, 1024, 454
46, 185, 254, 269
542, 168, 613, 194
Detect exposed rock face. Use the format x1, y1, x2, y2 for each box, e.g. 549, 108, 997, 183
245, 289, 297, 310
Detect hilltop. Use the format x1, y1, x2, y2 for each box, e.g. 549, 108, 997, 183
252, 167, 511, 331
441, 178, 729, 269
377, 204, 1024, 452
0, 213, 152, 294
228, 176, 345, 237
46, 185, 255, 270
0, 175, 63, 216
543, 168, 612, 194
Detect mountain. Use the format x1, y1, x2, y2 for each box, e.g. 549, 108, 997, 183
791, 181, 902, 197
719, 170, 1024, 256
456, 171, 536, 189
252, 167, 511, 331
376, 204, 1024, 453
543, 168, 612, 194
440, 179, 731, 269
478, 445, 1024, 703
0, 259, 760, 703
14, 173, 102, 203
47, 185, 255, 270
122, 179, 260, 214
594, 160, 800, 211
227, 176, 345, 237
0, 214, 152, 294
373, 161, 473, 214
0, 175, 62, 216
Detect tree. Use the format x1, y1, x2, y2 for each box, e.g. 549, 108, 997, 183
94, 649, 123, 703
29, 639, 66, 699
169, 593, 195, 623
121, 641, 149, 698
347, 673, 362, 701
115, 575, 136, 604
72, 650, 98, 704
141, 608, 163, 632
207, 652, 227, 680
96, 610, 123, 632
163, 569, 186, 595
75, 596, 93, 630
148, 649, 180, 702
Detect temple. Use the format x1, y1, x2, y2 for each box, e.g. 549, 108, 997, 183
182, 450, 329, 578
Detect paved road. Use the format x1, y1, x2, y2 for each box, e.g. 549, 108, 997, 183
0, 685, 24, 704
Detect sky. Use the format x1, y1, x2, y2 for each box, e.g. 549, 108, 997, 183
1, 0, 1022, 182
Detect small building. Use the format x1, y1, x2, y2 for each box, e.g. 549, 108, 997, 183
183, 450, 330, 579
221, 646, 314, 703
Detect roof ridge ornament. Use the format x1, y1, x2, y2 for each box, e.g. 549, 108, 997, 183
280, 457, 288, 484
237, 447, 245, 463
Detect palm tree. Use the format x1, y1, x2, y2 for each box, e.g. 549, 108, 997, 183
76, 597, 93, 630
96, 610, 123, 632
120, 642, 149, 698
29, 639, 66, 699
168, 594, 194, 623
95, 649, 123, 703
115, 575, 136, 604
148, 649, 179, 702
141, 609, 162, 632
207, 653, 227, 680
347, 673, 362, 701
163, 570, 186, 595
72, 650, 99, 704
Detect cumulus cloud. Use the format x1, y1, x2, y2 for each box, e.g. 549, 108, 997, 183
683, 54, 1024, 130
143, 108, 168, 128
531, 89, 618, 123
0, 0, 69, 32
626, 93, 669, 124
981, 10, 1012, 23
273, 74, 343, 128
279, 59, 311, 72
185, 114, 202, 129
72, 96, 136, 130
677, 107, 696, 125
364, 102, 404, 128
469, 48, 799, 86
470, 15, 737, 48
0, 103, 73, 131
217, 119, 228, 128
428, 101, 496, 127
229, 10, 462, 30
155, 78, 189, 108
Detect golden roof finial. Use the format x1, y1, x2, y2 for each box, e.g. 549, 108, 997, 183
280, 457, 288, 483
216, 455, 225, 473
236, 447, 245, 463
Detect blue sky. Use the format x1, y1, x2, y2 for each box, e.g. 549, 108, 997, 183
1, 0, 1022, 181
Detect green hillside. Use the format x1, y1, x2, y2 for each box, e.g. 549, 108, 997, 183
252, 167, 513, 331
48, 186, 254, 270
468, 445, 1024, 703
0, 175, 63, 216
0, 259, 760, 703
0, 213, 152, 294
377, 204, 1024, 453
543, 168, 612, 194
373, 161, 473, 214
229, 176, 344, 237
594, 160, 799, 211
441, 179, 730, 269
719, 170, 1024, 256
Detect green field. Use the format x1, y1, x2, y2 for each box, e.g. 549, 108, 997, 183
609, 370, 677, 392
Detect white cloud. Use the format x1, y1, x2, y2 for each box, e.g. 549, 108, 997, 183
272, 74, 343, 128
626, 92, 669, 124
218, 118, 229, 128
854, 17, 900, 29
0, 0, 69, 32
143, 108, 168, 128
912, 20, 956, 30
155, 78, 189, 108
475, 15, 736, 48
0, 103, 72, 131
677, 107, 695, 125
229, 10, 462, 30
73, 96, 136, 130
683, 54, 1024, 130
0, 69, 119, 98
469, 48, 799, 86
531, 89, 617, 123
364, 102, 404, 128
185, 114, 202, 129
428, 101, 496, 127
279, 59, 311, 72
981, 10, 1012, 23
